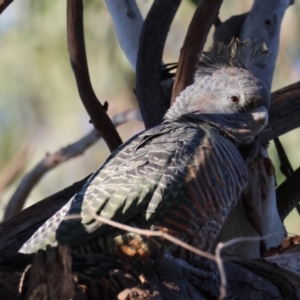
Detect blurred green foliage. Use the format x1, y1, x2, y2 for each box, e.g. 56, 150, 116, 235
0, 0, 299, 232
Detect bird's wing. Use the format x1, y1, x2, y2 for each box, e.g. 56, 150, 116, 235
19, 124, 201, 253
153, 126, 249, 252
77, 124, 201, 232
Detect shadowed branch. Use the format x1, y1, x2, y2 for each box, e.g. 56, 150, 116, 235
66, 0, 122, 152
277, 167, 300, 220
136, 0, 181, 129
171, 0, 223, 104
0, 0, 13, 14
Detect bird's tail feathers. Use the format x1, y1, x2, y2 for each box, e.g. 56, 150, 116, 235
18, 199, 73, 254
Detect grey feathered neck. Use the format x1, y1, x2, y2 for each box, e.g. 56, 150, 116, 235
195, 39, 269, 78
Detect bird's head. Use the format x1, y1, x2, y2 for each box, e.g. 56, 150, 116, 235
164, 40, 269, 146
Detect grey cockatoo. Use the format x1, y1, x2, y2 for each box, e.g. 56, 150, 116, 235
19, 40, 269, 259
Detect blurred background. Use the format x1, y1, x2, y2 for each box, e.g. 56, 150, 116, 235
0, 0, 299, 233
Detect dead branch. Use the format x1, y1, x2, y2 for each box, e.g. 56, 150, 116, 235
136, 0, 181, 129
66, 0, 122, 152
2, 132, 98, 223
0, 144, 30, 194
3, 109, 142, 221
171, 0, 223, 104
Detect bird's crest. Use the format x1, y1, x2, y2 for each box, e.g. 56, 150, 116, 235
195, 39, 269, 77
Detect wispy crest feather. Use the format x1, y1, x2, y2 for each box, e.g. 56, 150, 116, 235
195, 39, 269, 78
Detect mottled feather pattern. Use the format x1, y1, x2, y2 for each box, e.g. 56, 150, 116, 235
20, 123, 204, 253
20, 121, 247, 258
156, 125, 247, 253
20, 39, 268, 258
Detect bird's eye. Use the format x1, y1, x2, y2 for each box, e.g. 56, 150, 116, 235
230, 95, 240, 103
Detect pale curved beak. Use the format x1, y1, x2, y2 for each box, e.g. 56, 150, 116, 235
250, 106, 268, 127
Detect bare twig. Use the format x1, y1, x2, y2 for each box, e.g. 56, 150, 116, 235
171, 0, 223, 104
65, 210, 223, 292
0, 0, 13, 14
215, 232, 280, 300
66, 0, 122, 152
18, 264, 32, 294
136, 0, 181, 129
67, 212, 216, 261
0, 144, 30, 194
3, 109, 142, 221
66, 206, 280, 300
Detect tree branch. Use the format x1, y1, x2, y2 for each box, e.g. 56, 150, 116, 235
215, 0, 291, 258
239, 0, 293, 96
213, 13, 248, 44
260, 81, 300, 144
0, 0, 13, 14
237, 0, 291, 251
277, 167, 300, 220
136, 0, 181, 129
273, 137, 294, 178
171, 0, 223, 104
66, 0, 122, 152
0, 144, 29, 194
273, 137, 300, 217
3, 110, 142, 222
105, 0, 144, 71
12, 244, 300, 300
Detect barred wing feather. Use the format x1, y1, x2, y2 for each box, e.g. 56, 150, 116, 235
19, 124, 201, 254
